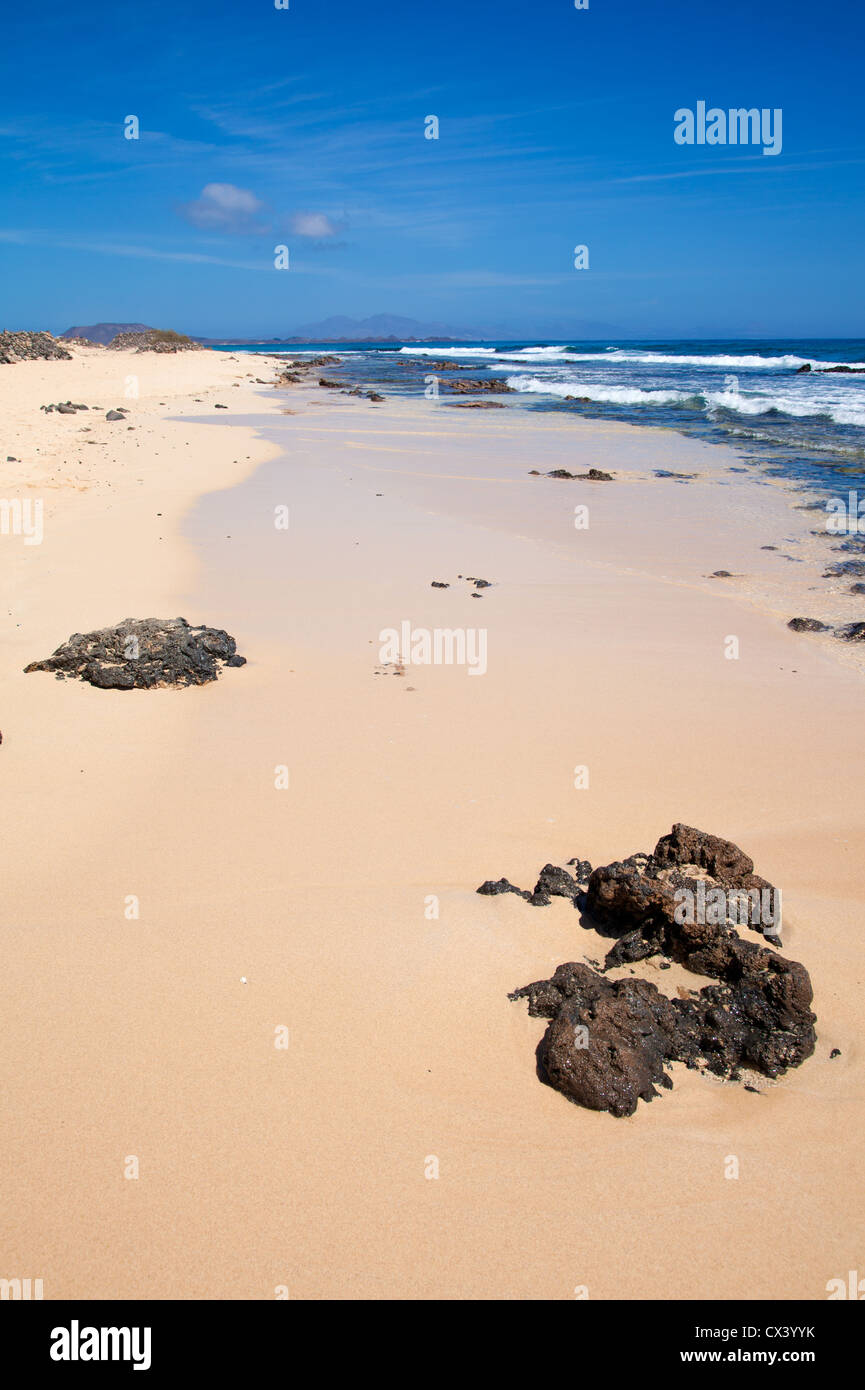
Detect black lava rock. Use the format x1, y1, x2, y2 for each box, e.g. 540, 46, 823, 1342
24, 617, 246, 689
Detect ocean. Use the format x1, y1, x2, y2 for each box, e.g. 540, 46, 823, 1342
214, 338, 865, 495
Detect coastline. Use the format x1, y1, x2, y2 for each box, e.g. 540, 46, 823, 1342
1, 348, 863, 1298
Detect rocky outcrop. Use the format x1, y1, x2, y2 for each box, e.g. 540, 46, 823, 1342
445, 378, 514, 394
24, 618, 245, 689
0, 331, 72, 365
479, 824, 816, 1116
106, 329, 200, 354
544, 468, 614, 481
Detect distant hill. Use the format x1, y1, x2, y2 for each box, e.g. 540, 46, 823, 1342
61, 322, 154, 345
290, 315, 480, 342
199, 314, 483, 345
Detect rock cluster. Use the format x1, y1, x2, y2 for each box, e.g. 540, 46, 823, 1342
106, 329, 200, 354
24, 617, 245, 689
788, 616, 865, 641
479, 824, 816, 1116
542, 467, 613, 481
445, 378, 514, 394
0, 331, 72, 365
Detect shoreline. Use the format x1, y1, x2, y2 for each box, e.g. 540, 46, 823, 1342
1, 348, 863, 1299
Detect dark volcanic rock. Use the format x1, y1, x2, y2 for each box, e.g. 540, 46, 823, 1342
445, 377, 514, 394
835, 621, 865, 642
788, 617, 830, 633
476, 877, 529, 901
486, 823, 814, 1116
823, 559, 865, 578
546, 468, 614, 481
510, 939, 815, 1117
24, 617, 245, 689
531, 863, 581, 906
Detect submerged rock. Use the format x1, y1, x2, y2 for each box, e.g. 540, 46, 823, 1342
24, 617, 246, 689
481, 823, 815, 1116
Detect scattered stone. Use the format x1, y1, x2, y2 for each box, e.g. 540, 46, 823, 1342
654, 470, 697, 479
24, 617, 245, 690
477, 878, 530, 901
709, 570, 733, 578
430, 581, 450, 589
105, 410, 125, 421
850, 584, 865, 595
788, 617, 830, 633
367, 392, 384, 402
830, 1048, 841, 1059
834, 621, 865, 642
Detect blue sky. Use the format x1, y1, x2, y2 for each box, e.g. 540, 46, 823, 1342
2, 0, 863, 339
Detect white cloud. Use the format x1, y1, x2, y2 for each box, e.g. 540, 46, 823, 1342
290, 211, 339, 238
180, 183, 268, 233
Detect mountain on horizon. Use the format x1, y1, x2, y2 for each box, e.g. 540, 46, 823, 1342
288, 314, 480, 342
61, 322, 153, 344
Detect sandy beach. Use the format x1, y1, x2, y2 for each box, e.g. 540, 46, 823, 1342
1, 345, 863, 1301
